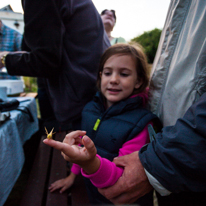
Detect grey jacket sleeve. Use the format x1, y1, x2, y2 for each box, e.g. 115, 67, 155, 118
149, 0, 206, 127
139, 93, 206, 193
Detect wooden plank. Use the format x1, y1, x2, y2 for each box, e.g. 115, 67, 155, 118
71, 174, 90, 206
46, 132, 68, 206
20, 135, 51, 206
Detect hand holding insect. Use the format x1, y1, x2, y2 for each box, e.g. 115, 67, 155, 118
45, 127, 56, 139
43, 130, 100, 174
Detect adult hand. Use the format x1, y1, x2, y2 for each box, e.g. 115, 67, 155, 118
98, 151, 153, 205
0, 51, 28, 69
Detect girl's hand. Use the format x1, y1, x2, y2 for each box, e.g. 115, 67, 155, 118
43, 130, 100, 174
49, 172, 76, 193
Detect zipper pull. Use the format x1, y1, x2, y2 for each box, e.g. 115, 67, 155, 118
93, 118, 101, 131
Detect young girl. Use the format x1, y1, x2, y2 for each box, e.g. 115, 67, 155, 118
44, 43, 160, 205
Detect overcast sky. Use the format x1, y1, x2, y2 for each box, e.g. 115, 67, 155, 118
0, 0, 171, 41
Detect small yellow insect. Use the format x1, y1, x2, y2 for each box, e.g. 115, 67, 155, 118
45, 127, 56, 139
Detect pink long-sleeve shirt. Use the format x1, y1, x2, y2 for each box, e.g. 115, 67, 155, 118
71, 122, 151, 188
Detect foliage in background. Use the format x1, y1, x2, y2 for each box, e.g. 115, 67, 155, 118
131, 28, 162, 63
23, 77, 37, 92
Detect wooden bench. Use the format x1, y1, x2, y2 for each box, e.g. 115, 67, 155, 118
20, 131, 90, 206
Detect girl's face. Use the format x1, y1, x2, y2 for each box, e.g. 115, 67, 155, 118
100, 54, 141, 108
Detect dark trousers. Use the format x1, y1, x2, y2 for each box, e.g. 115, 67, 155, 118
156, 191, 206, 206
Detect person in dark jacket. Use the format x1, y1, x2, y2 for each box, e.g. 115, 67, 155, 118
0, 0, 110, 129
44, 43, 161, 205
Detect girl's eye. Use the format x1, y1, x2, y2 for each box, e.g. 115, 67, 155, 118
103, 71, 111, 76
120, 73, 129, 77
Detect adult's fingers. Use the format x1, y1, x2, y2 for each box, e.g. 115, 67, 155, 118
106, 187, 145, 205
112, 195, 139, 205
99, 151, 152, 205
98, 154, 138, 199
112, 156, 128, 167
98, 175, 128, 200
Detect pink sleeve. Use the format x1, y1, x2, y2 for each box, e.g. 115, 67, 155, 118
81, 122, 152, 188
71, 163, 81, 175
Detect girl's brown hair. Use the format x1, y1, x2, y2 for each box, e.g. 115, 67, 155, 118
97, 43, 150, 94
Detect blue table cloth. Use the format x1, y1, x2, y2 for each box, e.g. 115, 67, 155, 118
0, 97, 39, 206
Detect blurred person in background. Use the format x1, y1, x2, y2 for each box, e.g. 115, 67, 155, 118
101, 9, 126, 45
0, 19, 22, 80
